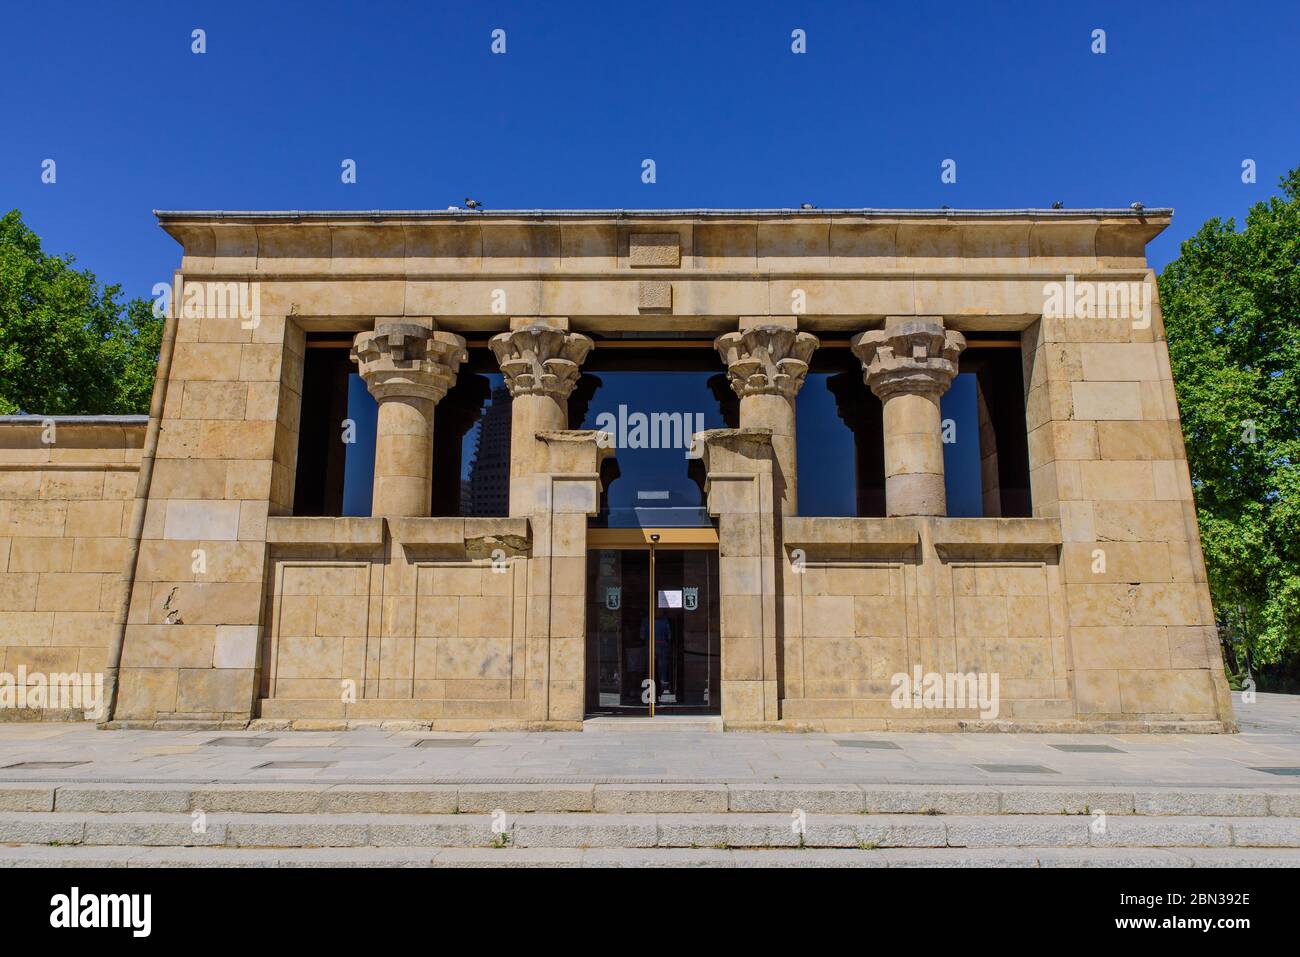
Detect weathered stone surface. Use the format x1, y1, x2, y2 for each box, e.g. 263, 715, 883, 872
1132, 788, 1269, 817
593, 784, 728, 813
0, 784, 55, 812
54, 784, 191, 813
457, 784, 594, 813
728, 784, 865, 814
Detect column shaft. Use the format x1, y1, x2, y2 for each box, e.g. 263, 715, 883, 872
852, 317, 966, 517
372, 395, 436, 517
739, 392, 798, 512
714, 322, 818, 515
351, 320, 466, 519
489, 322, 593, 516
882, 391, 945, 516
508, 392, 568, 513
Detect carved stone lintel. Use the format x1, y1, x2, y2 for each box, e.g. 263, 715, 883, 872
351, 322, 467, 403
850, 318, 966, 401
489, 325, 594, 400
714, 325, 819, 400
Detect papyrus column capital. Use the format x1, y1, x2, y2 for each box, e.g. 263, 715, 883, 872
351, 321, 467, 403
714, 325, 819, 400
489, 324, 594, 401
851, 317, 966, 401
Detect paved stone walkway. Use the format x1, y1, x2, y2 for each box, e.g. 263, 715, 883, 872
0, 692, 1296, 789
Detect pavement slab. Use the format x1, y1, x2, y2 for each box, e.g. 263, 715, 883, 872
0, 692, 1294, 794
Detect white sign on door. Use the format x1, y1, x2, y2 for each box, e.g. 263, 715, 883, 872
657, 589, 682, 609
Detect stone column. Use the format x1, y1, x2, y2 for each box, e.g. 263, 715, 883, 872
351, 320, 466, 518
851, 317, 966, 517
714, 320, 818, 515
489, 319, 593, 516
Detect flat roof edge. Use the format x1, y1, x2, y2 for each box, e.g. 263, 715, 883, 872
154, 207, 1173, 221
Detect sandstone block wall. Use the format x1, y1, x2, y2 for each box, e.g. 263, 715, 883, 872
113, 310, 301, 723
0, 419, 143, 718
1021, 283, 1231, 723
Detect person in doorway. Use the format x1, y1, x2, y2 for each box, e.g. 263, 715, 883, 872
640, 613, 673, 704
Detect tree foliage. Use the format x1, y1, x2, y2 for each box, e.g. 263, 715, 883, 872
1159, 168, 1300, 675
0, 209, 161, 416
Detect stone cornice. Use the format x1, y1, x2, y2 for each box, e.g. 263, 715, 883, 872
157, 212, 1170, 274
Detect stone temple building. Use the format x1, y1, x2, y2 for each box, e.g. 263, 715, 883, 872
0, 208, 1235, 732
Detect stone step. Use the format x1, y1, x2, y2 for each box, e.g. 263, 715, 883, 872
582, 716, 725, 733
3, 781, 1297, 817
0, 811, 1296, 849
2, 844, 1300, 868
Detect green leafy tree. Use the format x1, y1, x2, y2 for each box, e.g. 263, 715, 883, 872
1159, 168, 1300, 685
0, 209, 162, 415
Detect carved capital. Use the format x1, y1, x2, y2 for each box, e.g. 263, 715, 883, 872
489, 325, 594, 400
714, 325, 819, 399
351, 322, 467, 403
851, 318, 966, 401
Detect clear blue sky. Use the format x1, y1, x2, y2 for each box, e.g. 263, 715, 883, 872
4, 0, 1297, 302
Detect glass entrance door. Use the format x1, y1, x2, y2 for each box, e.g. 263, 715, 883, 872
585, 541, 720, 716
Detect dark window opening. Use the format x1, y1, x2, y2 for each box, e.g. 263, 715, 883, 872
293, 345, 376, 517
796, 342, 1031, 518
949, 345, 1032, 517
432, 350, 512, 517
293, 343, 511, 518
796, 347, 886, 517
574, 347, 735, 528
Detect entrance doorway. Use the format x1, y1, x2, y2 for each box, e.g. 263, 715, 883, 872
584, 530, 720, 717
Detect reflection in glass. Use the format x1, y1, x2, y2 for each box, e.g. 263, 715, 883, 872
293, 346, 379, 517
341, 374, 377, 517
796, 349, 886, 517
941, 373, 982, 518
433, 363, 512, 517
797, 346, 1031, 519
574, 349, 735, 528
585, 548, 720, 715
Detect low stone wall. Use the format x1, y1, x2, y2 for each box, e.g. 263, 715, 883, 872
257, 516, 535, 725
774, 515, 1224, 731
0, 417, 144, 720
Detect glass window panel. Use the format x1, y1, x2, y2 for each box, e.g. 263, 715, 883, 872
432, 355, 512, 517
795, 349, 885, 517
574, 352, 732, 528
341, 373, 377, 517
458, 373, 511, 517
941, 372, 983, 518
294, 346, 375, 517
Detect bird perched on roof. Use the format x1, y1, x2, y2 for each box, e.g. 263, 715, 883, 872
465, 197, 484, 210
1051, 201, 1063, 209
800, 203, 817, 210
1130, 201, 1144, 211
